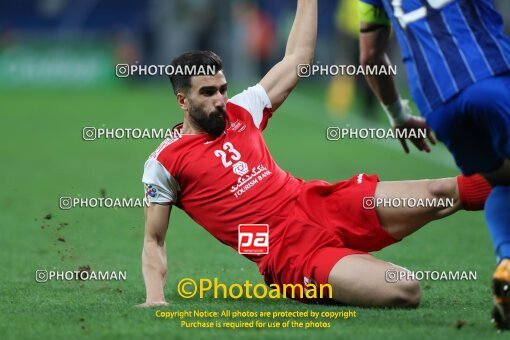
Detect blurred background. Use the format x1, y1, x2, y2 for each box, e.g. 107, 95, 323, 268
1, 0, 508, 118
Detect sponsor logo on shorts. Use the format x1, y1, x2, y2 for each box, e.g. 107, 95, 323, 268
304, 276, 318, 293
356, 173, 364, 184
238, 224, 269, 255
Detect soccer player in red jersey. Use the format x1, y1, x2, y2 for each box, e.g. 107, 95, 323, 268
137, 0, 491, 308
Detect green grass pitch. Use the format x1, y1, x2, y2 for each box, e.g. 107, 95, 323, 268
0, 83, 502, 339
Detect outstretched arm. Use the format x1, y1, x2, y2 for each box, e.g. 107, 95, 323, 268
137, 204, 171, 307
259, 0, 317, 111
360, 23, 398, 106
359, 2, 436, 153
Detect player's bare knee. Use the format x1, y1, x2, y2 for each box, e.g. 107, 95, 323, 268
390, 279, 421, 308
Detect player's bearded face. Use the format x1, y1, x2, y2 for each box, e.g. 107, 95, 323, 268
188, 100, 226, 138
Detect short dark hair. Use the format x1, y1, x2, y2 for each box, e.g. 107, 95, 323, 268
169, 51, 223, 95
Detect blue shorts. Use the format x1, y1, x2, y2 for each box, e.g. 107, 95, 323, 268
425, 73, 510, 175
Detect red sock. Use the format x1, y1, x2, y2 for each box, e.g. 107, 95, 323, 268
457, 174, 492, 211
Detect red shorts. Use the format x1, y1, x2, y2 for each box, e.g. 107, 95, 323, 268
257, 174, 398, 303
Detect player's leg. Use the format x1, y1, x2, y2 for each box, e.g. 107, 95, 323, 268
327, 254, 420, 308
372, 175, 490, 240
483, 161, 510, 329
325, 175, 488, 308
459, 75, 510, 329
483, 160, 510, 263
312, 174, 489, 308
426, 73, 510, 329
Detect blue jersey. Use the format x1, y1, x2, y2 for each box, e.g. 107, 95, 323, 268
361, 0, 510, 115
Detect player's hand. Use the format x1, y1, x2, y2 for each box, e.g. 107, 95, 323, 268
135, 300, 169, 308
395, 116, 436, 153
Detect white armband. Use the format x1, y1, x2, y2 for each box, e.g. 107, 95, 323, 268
382, 97, 413, 126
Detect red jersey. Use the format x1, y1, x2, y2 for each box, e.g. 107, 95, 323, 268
142, 84, 303, 264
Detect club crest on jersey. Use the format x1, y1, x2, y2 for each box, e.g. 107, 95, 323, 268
144, 183, 158, 200
232, 161, 249, 176
213, 141, 273, 198
227, 120, 246, 133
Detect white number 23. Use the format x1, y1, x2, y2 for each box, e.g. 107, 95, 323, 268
214, 142, 241, 168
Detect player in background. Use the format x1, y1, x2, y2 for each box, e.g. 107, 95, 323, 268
358, 0, 510, 329
138, 0, 492, 311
